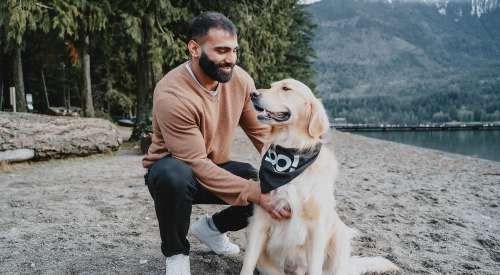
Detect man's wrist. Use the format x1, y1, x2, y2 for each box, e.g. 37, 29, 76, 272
252, 193, 262, 205
247, 180, 262, 204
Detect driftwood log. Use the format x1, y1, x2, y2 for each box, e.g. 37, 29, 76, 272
0, 112, 122, 162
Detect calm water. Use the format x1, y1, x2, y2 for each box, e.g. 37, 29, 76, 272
354, 130, 500, 162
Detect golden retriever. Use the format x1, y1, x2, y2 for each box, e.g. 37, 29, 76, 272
240, 79, 399, 275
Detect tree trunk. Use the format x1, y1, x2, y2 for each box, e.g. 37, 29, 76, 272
105, 64, 113, 93
104, 63, 114, 115
40, 68, 50, 114
61, 63, 71, 110
131, 14, 154, 141
0, 81, 3, 111
80, 35, 94, 117
13, 46, 27, 112
66, 88, 71, 110
0, 27, 3, 110
0, 51, 4, 111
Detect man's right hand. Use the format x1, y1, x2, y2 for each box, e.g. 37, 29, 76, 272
258, 192, 291, 220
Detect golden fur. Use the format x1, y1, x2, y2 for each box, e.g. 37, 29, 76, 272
240, 79, 399, 275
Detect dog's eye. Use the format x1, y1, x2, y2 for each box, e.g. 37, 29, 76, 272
282, 86, 291, 91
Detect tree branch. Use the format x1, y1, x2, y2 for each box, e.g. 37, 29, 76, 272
35, 2, 54, 10
155, 15, 166, 34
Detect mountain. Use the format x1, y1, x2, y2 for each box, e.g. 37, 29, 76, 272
307, 0, 500, 124
375, 0, 499, 17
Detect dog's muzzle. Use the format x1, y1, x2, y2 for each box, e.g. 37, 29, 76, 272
251, 91, 291, 122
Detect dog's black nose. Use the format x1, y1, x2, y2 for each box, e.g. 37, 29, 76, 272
250, 90, 260, 101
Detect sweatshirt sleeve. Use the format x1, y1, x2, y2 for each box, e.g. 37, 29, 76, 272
154, 92, 260, 206
239, 78, 271, 154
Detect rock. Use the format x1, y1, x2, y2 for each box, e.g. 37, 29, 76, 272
0, 112, 122, 161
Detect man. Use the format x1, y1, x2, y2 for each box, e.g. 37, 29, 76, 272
143, 12, 290, 274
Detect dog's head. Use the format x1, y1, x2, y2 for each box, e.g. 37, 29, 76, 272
251, 79, 329, 143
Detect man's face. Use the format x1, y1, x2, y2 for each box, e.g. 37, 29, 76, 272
194, 28, 239, 83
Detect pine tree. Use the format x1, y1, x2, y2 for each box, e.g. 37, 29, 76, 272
2, 0, 318, 127
50, 0, 111, 117
0, 0, 51, 112
185, 0, 316, 90
117, 0, 189, 140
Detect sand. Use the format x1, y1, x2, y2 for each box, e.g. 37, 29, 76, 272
1, 127, 499, 274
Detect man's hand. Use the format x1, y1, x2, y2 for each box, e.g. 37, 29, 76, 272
258, 192, 291, 220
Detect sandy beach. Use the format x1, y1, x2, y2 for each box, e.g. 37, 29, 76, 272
1, 128, 499, 274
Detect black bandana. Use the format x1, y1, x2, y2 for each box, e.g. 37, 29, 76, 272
259, 143, 322, 193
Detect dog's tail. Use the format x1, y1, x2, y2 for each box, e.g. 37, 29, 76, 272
349, 256, 399, 275
328, 221, 399, 275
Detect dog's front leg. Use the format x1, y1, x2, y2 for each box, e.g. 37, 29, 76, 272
240, 207, 270, 275
306, 216, 328, 275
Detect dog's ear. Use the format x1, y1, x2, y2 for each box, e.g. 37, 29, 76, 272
307, 99, 329, 139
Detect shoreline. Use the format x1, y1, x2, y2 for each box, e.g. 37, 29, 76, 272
333, 124, 500, 132
1, 128, 499, 274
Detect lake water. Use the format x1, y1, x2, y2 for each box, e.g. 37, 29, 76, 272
353, 130, 500, 162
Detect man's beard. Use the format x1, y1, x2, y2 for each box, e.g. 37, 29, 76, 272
199, 50, 235, 83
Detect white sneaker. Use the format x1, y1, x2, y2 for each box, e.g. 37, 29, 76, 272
165, 254, 190, 275
190, 215, 240, 255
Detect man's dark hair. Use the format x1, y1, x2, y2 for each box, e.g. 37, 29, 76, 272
188, 12, 237, 42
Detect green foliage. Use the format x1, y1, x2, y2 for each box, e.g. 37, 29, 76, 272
181, 1, 316, 89
0, 0, 51, 47
325, 74, 500, 124
105, 88, 134, 115
117, 0, 189, 67
51, 0, 110, 40
2, 0, 317, 127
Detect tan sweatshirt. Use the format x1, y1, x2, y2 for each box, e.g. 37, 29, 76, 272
143, 61, 270, 205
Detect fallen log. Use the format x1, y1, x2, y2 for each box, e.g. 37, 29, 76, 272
0, 112, 122, 161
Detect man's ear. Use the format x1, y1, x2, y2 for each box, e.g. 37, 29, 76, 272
187, 40, 200, 58
307, 99, 329, 139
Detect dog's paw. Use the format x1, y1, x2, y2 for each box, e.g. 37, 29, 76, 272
274, 199, 291, 213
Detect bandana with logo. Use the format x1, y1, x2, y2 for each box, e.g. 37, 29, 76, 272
259, 143, 322, 193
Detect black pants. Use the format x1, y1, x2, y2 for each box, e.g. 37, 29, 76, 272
145, 155, 257, 257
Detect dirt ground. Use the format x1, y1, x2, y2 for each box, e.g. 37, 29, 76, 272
1, 127, 499, 275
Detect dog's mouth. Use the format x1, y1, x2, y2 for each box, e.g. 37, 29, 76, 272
253, 103, 291, 122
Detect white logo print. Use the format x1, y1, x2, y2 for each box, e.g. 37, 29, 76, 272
264, 147, 300, 172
